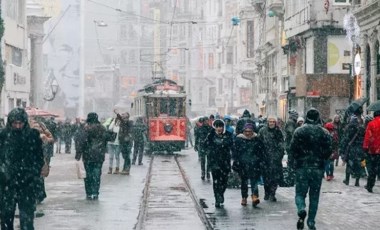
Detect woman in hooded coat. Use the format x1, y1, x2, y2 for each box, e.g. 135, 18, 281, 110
258, 116, 284, 202
203, 119, 233, 208
234, 123, 267, 206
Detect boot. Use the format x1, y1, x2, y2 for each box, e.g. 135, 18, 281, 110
355, 178, 360, 187
201, 171, 205, 180
113, 167, 119, 174
241, 198, 247, 206
343, 173, 350, 185
107, 167, 112, 174
251, 195, 260, 207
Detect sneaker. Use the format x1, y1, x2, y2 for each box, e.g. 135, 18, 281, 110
241, 198, 247, 206
120, 169, 130, 175
201, 176, 205, 180
326, 176, 331, 181
343, 180, 349, 186
297, 210, 307, 230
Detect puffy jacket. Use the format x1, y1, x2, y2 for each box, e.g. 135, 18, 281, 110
363, 116, 380, 154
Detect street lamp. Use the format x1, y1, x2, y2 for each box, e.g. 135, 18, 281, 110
43, 78, 59, 101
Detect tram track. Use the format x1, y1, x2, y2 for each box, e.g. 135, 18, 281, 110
134, 154, 213, 230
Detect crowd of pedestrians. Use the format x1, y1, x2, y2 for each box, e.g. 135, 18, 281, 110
193, 104, 380, 230
0, 107, 147, 229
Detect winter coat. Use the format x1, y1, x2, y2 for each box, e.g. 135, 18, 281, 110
0, 108, 44, 197
233, 133, 266, 179
132, 121, 147, 143
363, 116, 380, 155
195, 124, 212, 152
258, 126, 284, 180
284, 118, 297, 152
75, 123, 107, 163
204, 129, 233, 172
118, 117, 133, 144
290, 122, 332, 170
340, 118, 366, 161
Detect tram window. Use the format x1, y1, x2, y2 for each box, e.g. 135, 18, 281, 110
169, 98, 177, 116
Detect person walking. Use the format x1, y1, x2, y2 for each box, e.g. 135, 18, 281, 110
234, 123, 266, 207
363, 110, 380, 193
290, 108, 332, 230
107, 117, 121, 174
195, 117, 212, 180
61, 118, 74, 154
235, 109, 255, 135
75, 112, 107, 200
131, 117, 147, 166
340, 113, 366, 187
324, 122, 339, 181
258, 116, 284, 202
116, 111, 134, 175
0, 108, 45, 230
204, 119, 233, 208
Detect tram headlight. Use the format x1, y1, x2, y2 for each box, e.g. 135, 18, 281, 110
164, 123, 173, 133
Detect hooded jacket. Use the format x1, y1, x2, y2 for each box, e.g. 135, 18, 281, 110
204, 119, 233, 172
236, 110, 255, 135
0, 108, 44, 192
290, 108, 332, 169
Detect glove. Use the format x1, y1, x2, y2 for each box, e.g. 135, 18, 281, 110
361, 159, 366, 168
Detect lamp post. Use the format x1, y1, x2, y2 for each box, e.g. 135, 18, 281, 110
43, 77, 59, 101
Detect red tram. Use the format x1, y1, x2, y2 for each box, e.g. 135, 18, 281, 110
131, 78, 187, 154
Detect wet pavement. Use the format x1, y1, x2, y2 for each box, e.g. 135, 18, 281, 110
31, 148, 380, 230
34, 152, 150, 230
177, 148, 380, 230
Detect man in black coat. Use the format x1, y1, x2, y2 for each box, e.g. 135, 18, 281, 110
290, 108, 332, 230
0, 108, 44, 230
236, 109, 255, 135
75, 112, 107, 200
195, 117, 212, 180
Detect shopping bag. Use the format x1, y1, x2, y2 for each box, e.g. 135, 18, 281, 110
76, 161, 86, 179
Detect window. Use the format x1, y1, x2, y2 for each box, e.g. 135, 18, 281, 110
247, 21, 255, 58
226, 46, 233, 64
376, 40, 380, 75
208, 53, 214, 69
333, 0, 350, 5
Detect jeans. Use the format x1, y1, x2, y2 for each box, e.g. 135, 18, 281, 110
120, 142, 132, 171
324, 159, 334, 177
295, 168, 324, 228
240, 175, 260, 198
107, 144, 120, 168
132, 141, 144, 164
84, 162, 103, 197
199, 150, 210, 177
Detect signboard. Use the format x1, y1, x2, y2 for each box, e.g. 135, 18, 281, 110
306, 90, 320, 98
354, 53, 361, 75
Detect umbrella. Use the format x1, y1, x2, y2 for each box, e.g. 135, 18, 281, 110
367, 100, 380, 111
348, 97, 369, 113
25, 107, 59, 117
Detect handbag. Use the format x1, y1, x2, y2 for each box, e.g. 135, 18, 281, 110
41, 161, 50, 177
76, 160, 86, 179
105, 130, 117, 142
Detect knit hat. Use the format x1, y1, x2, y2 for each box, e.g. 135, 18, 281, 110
243, 123, 255, 131
289, 109, 299, 120
297, 117, 304, 123
324, 122, 334, 131
305, 108, 320, 124
86, 112, 99, 124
